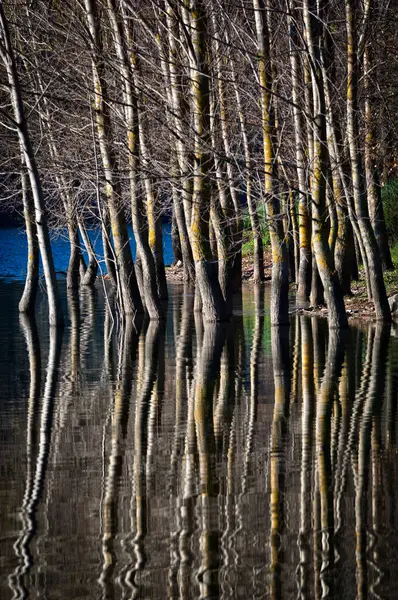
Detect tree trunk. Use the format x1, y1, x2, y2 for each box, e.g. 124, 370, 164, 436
171, 206, 182, 265
189, 1, 227, 322
303, 0, 347, 328
84, 0, 142, 317
165, 3, 196, 282
286, 3, 311, 298
363, 44, 394, 271
78, 220, 98, 286
227, 31, 265, 283
253, 0, 289, 326
346, 0, 391, 321
0, 5, 63, 326
19, 159, 39, 314
211, 15, 242, 293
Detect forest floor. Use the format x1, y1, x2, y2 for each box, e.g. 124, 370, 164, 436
166, 248, 398, 321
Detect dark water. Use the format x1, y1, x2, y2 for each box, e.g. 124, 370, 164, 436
1, 281, 398, 600
0, 223, 174, 280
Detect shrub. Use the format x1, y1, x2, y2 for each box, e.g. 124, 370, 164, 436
382, 178, 398, 243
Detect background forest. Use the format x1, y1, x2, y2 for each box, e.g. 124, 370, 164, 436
0, 0, 397, 327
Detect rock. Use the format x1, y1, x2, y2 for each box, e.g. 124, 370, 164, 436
388, 294, 398, 317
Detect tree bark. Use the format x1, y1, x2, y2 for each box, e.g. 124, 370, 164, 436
303, 0, 347, 328
253, 0, 289, 326
346, 0, 391, 321
78, 220, 98, 286
18, 158, 39, 314
288, 6, 312, 299
0, 4, 63, 326
363, 44, 394, 271
84, 0, 143, 317
189, 1, 227, 322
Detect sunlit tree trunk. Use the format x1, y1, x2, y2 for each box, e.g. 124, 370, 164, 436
189, 1, 227, 322
107, 0, 165, 317
303, 0, 347, 329
137, 106, 168, 301
228, 37, 264, 282
209, 93, 234, 317
18, 158, 39, 314
363, 43, 394, 271
0, 4, 63, 326
23, 9, 83, 292
346, 0, 391, 321
165, 3, 196, 284
253, 0, 289, 326
211, 14, 242, 292
83, 0, 142, 316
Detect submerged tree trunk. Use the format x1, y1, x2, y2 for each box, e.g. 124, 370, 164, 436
253, 0, 289, 326
165, 3, 196, 284
189, 1, 227, 322
212, 17, 243, 293
346, 0, 391, 321
113, 0, 166, 316
228, 38, 264, 282
84, 0, 142, 317
303, 0, 347, 329
288, 2, 311, 300
0, 5, 63, 326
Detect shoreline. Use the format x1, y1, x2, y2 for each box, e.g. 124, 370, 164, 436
166, 250, 398, 323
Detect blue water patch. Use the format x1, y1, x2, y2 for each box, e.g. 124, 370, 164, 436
0, 223, 174, 280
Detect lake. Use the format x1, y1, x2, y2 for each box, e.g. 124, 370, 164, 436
0, 223, 174, 280
0, 278, 398, 599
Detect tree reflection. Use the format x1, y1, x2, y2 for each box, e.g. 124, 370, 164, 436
9, 318, 63, 599
4, 286, 398, 600
99, 317, 140, 599
194, 320, 225, 599
270, 325, 290, 600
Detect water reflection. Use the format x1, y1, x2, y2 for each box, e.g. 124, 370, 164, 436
1, 282, 398, 599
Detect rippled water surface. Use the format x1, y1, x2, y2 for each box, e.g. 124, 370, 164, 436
1, 280, 398, 599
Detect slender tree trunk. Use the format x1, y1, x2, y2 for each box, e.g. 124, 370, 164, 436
165, 3, 196, 283
346, 0, 391, 321
363, 44, 394, 271
189, 1, 227, 322
209, 93, 234, 317
84, 0, 142, 317
171, 205, 182, 265
303, 0, 347, 328
0, 5, 63, 326
211, 16, 242, 292
19, 158, 39, 314
253, 0, 289, 326
228, 40, 264, 282
78, 219, 98, 286
288, 8, 312, 299
137, 111, 168, 301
